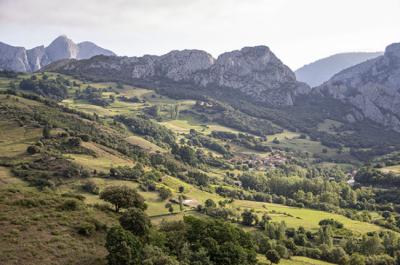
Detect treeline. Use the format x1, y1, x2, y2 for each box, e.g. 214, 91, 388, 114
355, 167, 400, 187
115, 115, 176, 148
18, 75, 69, 100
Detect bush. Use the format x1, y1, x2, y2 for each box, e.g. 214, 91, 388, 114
77, 222, 96, 236
26, 145, 40, 154
158, 187, 172, 201
82, 180, 100, 195
59, 199, 81, 211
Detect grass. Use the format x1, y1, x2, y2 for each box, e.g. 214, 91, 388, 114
317, 119, 344, 134
66, 142, 134, 172
0, 182, 113, 265
0, 166, 24, 185
125, 135, 166, 153
0, 119, 42, 157
258, 255, 335, 265
160, 118, 241, 135
231, 200, 382, 234
381, 165, 400, 174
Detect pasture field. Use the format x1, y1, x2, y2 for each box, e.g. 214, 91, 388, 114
0, 120, 42, 157
232, 199, 382, 234
125, 135, 166, 153
258, 255, 336, 265
381, 165, 400, 174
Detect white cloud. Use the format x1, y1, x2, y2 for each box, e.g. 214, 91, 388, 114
0, 0, 399, 69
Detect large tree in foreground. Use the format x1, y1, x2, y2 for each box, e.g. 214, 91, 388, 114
106, 226, 142, 265
119, 208, 152, 237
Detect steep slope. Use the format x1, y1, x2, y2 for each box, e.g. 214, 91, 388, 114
45, 35, 79, 62
316, 43, 400, 132
26, 46, 50, 72
77, 41, 115, 59
0, 35, 115, 72
296, 52, 383, 87
44, 45, 310, 107
0, 42, 30, 72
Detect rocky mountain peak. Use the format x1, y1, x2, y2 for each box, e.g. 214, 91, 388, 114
385, 43, 400, 60
45, 35, 79, 62
0, 35, 116, 72
77, 41, 116, 59
158, 49, 215, 81
193, 45, 306, 106
316, 42, 400, 132
46, 45, 309, 107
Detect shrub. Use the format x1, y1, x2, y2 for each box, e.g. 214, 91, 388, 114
77, 222, 96, 236
59, 199, 81, 211
82, 180, 100, 195
26, 145, 40, 154
158, 187, 172, 201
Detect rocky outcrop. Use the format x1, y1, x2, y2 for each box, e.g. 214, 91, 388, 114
45, 45, 310, 107
0, 35, 115, 72
0, 42, 30, 72
45, 35, 79, 62
194, 46, 310, 106
316, 43, 400, 132
77, 41, 115, 60
295, 52, 383, 87
26, 46, 49, 72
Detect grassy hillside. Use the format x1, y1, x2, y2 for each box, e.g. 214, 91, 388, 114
1, 71, 400, 265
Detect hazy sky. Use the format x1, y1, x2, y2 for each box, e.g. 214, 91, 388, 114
0, 0, 399, 69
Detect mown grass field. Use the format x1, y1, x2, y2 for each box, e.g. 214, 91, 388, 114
0, 120, 42, 157
381, 165, 400, 174
125, 135, 166, 153
258, 255, 335, 265
232, 199, 382, 234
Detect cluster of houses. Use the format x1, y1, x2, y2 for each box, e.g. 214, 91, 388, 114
230, 153, 288, 171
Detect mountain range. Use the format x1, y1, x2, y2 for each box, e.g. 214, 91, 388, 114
295, 52, 383, 87
45, 46, 310, 107
45, 42, 400, 134
0, 35, 115, 72
316, 43, 400, 132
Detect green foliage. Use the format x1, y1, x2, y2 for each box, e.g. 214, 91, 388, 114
100, 186, 146, 212
319, 219, 344, 229
115, 115, 176, 147
241, 209, 258, 226
142, 245, 180, 265
26, 145, 40, 154
58, 199, 82, 211
158, 186, 172, 201
109, 164, 144, 180
18, 77, 69, 100
119, 208, 151, 237
106, 226, 142, 265
265, 249, 281, 264
82, 180, 100, 194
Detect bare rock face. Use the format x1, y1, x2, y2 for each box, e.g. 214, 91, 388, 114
77, 41, 115, 59
0, 42, 30, 72
0, 35, 116, 72
45, 35, 79, 62
317, 42, 400, 132
46, 45, 309, 107
194, 46, 310, 106
158, 50, 215, 81
27, 46, 50, 72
